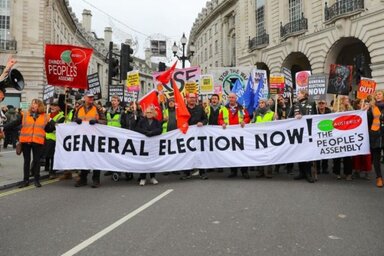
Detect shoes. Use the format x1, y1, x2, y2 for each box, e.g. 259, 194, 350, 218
149, 178, 159, 185
376, 177, 383, 188
139, 179, 146, 186
34, 181, 42, 187
364, 173, 370, 180
18, 181, 29, 188
346, 175, 353, 181
91, 181, 100, 188
242, 173, 250, 179
180, 175, 192, 180
200, 175, 208, 180
336, 175, 342, 180
227, 173, 237, 178
255, 171, 264, 178
74, 180, 87, 187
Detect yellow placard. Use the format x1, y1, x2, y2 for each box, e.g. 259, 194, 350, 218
126, 71, 140, 92
200, 75, 214, 95
185, 80, 198, 94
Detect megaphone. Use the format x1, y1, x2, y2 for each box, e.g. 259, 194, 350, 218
0, 66, 24, 91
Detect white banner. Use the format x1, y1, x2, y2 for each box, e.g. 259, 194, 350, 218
54, 111, 370, 173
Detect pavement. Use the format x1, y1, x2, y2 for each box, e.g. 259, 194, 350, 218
0, 147, 49, 189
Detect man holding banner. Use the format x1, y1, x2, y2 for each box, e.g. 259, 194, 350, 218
293, 89, 317, 183
180, 93, 209, 180
218, 92, 250, 179
73, 90, 106, 188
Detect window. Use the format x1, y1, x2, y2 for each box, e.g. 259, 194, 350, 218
0, 0, 10, 9
255, 0, 265, 35
205, 48, 208, 61
215, 61, 218, 67
289, 0, 302, 22
214, 40, 218, 54
209, 44, 212, 57
0, 15, 10, 29
214, 23, 218, 34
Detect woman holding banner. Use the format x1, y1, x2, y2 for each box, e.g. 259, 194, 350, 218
136, 106, 162, 186
368, 90, 384, 188
332, 96, 354, 181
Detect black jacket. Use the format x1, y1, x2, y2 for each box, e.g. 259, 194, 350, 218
187, 105, 208, 125
136, 117, 162, 137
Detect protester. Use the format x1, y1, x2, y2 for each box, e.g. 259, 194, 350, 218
314, 99, 332, 175
206, 94, 225, 173
367, 90, 384, 187
73, 90, 106, 188
206, 94, 223, 125
120, 101, 142, 181
180, 92, 209, 180
274, 95, 294, 175
45, 100, 65, 179
293, 89, 317, 183
5, 99, 53, 188
352, 98, 372, 180
162, 97, 177, 133
252, 98, 274, 178
104, 95, 125, 178
3, 105, 19, 148
136, 106, 162, 186
218, 92, 251, 179
332, 95, 353, 180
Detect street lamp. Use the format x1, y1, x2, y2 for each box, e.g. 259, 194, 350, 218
172, 33, 195, 68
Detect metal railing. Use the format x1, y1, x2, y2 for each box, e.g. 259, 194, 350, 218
249, 32, 269, 50
280, 13, 308, 39
0, 39, 17, 51
325, 0, 364, 21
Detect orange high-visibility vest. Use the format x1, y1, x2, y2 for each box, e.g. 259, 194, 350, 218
77, 105, 99, 121
19, 112, 49, 145
371, 106, 381, 131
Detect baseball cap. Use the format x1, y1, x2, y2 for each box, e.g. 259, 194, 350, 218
84, 90, 94, 97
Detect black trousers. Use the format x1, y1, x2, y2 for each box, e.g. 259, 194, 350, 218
333, 157, 352, 176
315, 159, 329, 173
79, 170, 100, 183
139, 173, 155, 179
22, 143, 44, 182
230, 167, 248, 175
298, 162, 312, 178
371, 148, 382, 178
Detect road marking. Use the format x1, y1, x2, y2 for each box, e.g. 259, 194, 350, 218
61, 189, 174, 256
0, 150, 16, 154
0, 179, 59, 198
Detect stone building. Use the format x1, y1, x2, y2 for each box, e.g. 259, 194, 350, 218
0, 0, 156, 108
189, 0, 384, 91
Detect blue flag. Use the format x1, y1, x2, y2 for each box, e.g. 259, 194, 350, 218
231, 79, 245, 104
253, 76, 264, 109
243, 74, 255, 114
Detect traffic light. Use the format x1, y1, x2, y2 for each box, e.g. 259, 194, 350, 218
109, 57, 119, 78
120, 43, 134, 81
158, 62, 166, 72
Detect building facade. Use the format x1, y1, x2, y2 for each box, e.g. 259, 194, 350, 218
0, 0, 156, 108
189, 0, 384, 91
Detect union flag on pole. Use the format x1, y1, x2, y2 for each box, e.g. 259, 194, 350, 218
138, 89, 162, 121
172, 79, 190, 134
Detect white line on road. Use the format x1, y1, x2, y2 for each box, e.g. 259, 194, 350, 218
61, 189, 174, 256
0, 150, 16, 154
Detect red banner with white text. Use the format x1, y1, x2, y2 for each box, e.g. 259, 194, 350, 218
45, 44, 93, 89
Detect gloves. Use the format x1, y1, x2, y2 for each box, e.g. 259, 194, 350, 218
89, 119, 98, 125
75, 118, 82, 125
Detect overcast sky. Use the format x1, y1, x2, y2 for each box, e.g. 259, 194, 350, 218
68, 0, 208, 61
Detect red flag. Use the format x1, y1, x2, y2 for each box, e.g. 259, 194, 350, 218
172, 79, 190, 134
45, 44, 93, 89
138, 89, 162, 121
156, 61, 177, 84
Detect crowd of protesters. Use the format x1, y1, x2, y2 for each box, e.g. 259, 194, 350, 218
1, 87, 383, 189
